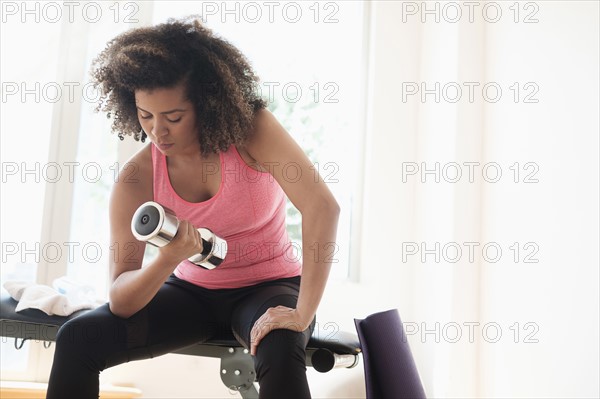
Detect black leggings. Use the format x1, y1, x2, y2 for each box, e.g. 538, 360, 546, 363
46, 274, 316, 399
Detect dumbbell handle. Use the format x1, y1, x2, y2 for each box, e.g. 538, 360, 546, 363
130, 201, 227, 270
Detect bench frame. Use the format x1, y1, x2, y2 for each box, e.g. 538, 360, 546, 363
1, 305, 361, 398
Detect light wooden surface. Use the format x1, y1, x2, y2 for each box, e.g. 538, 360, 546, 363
0, 381, 142, 398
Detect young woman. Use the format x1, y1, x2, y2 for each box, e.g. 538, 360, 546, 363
46, 17, 339, 398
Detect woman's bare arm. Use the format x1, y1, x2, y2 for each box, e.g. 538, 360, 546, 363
107, 145, 203, 318
245, 108, 341, 332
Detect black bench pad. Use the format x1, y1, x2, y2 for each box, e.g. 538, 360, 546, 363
0, 294, 361, 355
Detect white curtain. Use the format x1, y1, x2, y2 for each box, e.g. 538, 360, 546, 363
342, 1, 599, 397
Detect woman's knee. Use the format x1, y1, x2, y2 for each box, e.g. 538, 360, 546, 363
54, 305, 128, 370
254, 328, 308, 368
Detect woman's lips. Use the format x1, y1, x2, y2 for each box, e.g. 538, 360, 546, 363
157, 143, 174, 150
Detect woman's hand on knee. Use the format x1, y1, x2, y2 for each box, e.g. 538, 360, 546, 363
250, 305, 311, 356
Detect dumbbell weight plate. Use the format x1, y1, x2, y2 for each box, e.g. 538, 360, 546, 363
133, 203, 161, 236
131, 201, 179, 247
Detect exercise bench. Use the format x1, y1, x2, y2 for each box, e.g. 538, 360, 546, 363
0, 293, 362, 398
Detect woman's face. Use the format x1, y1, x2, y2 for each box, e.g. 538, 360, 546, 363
134, 82, 199, 155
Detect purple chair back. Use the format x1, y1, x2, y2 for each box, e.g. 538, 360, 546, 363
354, 308, 427, 398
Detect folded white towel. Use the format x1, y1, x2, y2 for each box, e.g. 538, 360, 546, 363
3, 280, 98, 316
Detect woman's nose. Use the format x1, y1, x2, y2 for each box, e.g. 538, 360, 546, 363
152, 120, 168, 137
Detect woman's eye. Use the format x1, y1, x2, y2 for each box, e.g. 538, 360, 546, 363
167, 117, 182, 123
140, 114, 152, 120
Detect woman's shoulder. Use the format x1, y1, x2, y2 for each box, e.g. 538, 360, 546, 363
111, 142, 154, 203
130, 142, 153, 172
235, 109, 275, 173
241, 108, 275, 154
240, 108, 286, 171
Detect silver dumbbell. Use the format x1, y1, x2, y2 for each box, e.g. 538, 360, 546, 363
130, 201, 227, 270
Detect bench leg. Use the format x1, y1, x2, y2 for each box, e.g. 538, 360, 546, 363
237, 383, 259, 399
219, 347, 259, 398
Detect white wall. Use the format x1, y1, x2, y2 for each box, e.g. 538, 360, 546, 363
480, 2, 599, 397
356, 1, 599, 398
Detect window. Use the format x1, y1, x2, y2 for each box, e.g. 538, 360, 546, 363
0, 4, 143, 378
0, 16, 62, 378
1, 0, 367, 379
150, 1, 367, 279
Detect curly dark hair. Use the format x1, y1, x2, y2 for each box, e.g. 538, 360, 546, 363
90, 16, 267, 156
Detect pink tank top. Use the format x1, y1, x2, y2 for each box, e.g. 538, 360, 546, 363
151, 143, 302, 289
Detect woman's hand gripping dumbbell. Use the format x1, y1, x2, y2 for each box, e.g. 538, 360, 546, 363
130, 201, 227, 270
